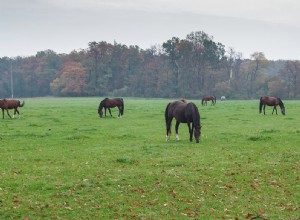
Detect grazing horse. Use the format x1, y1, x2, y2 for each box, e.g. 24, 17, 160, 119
202, 95, 216, 106
98, 98, 124, 118
259, 96, 285, 115
0, 99, 25, 119
165, 100, 201, 143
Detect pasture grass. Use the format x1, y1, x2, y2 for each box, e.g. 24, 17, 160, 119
0, 97, 299, 219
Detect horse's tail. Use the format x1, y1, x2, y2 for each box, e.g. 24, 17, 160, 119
201, 98, 204, 106
165, 102, 172, 134
259, 97, 263, 113
19, 100, 25, 107
214, 96, 217, 104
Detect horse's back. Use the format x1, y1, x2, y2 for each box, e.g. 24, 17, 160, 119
169, 101, 193, 123
167, 101, 185, 115
112, 98, 123, 106
203, 95, 215, 101
0, 99, 21, 109
260, 96, 279, 106
101, 98, 123, 108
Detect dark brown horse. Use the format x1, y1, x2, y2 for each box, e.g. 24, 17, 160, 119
0, 99, 25, 119
259, 96, 285, 115
98, 98, 124, 118
165, 100, 201, 143
202, 95, 216, 106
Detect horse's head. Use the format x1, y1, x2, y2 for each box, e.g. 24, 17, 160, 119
189, 103, 201, 143
98, 103, 104, 117
194, 125, 201, 143
281, 106, 285, 115
98, 109, 103, 117
278, 98, 285, 115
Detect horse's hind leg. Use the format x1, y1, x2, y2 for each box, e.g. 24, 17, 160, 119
14, 108, 20, 118
166, 117, 173, 141
6, 109, 11, 118
175, 121, 180, 141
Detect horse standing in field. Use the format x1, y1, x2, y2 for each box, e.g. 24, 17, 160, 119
98, 98, 124, 118
259, 96, 285, 115
0, 99, 25, 119
202, 95, 216, 106
165, 100, 201, 143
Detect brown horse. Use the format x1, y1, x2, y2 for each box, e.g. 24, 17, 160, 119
0, 99, 25, 119
259, 96, 285, 115
165, 100, 201, 143
202, 95, 216, 106
98, 98, 124, 117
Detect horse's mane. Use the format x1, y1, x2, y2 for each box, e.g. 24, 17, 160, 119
277, 97, 285, 107
187, 102, 200, 126
100, 98, 108, 105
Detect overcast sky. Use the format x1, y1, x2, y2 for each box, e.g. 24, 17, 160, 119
1, 0, 300, 60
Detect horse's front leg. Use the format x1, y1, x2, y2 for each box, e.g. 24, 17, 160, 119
117, 107, 121, 117
187, 123, 193, 142
263, 105, 266, 115
175, 121, 180, 141
272, 106, 277, 115
108, 108, 112, 117
1, 109, 4, 119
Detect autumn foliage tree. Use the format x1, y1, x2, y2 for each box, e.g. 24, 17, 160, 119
0, 31, 298, 99
50, 61, 87, 96
280, 61, 300, 98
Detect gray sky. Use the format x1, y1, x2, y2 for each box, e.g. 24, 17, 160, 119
1, 0, 300, 60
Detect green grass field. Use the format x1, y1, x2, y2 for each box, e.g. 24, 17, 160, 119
0, 97, 299, 219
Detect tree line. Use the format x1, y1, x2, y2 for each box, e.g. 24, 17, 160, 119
1, 31, 299, 99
